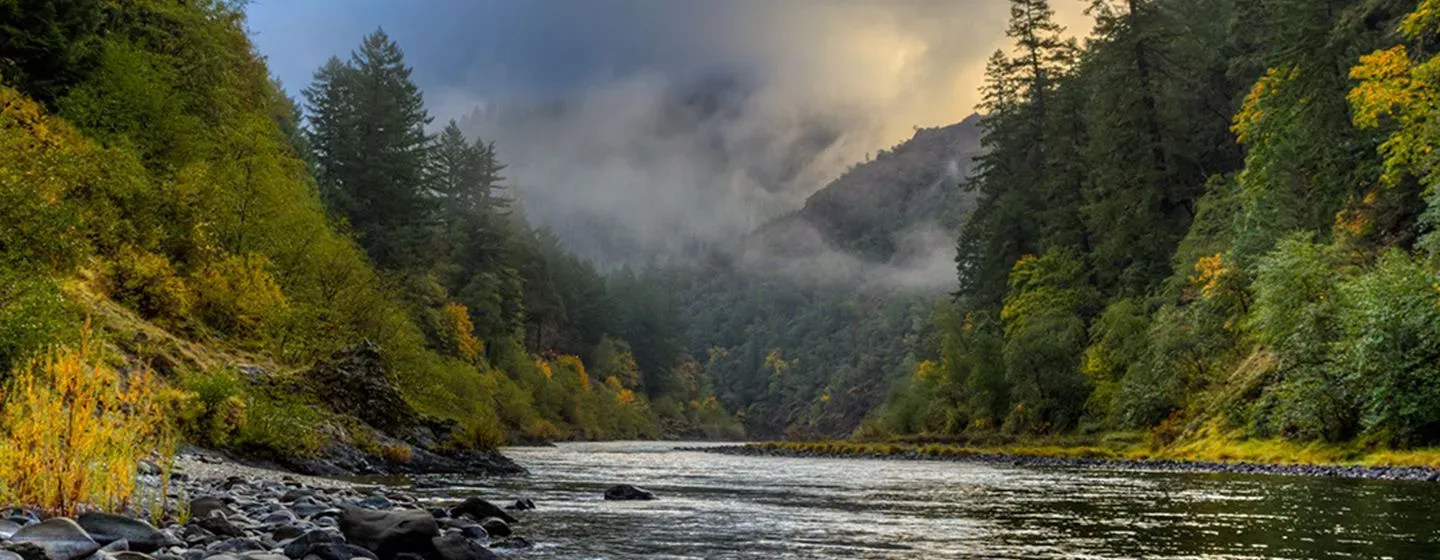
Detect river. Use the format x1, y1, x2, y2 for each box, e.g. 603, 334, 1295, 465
395, 441, 1440, 558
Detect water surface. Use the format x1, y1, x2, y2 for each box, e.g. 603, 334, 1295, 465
400, 441, 1440, 559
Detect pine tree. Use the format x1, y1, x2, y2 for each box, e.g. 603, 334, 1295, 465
303, 29, 434, 270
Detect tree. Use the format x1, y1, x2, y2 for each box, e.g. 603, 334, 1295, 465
304, 29, 434, 270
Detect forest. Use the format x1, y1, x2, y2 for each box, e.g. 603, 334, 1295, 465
870, 0, 1440, 452
0, 0, 741, 462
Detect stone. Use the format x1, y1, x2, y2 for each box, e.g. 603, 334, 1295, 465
455, 526, 486, 541
307, 343, 419, 431
447, 499, 515, 525
489, 537, 531, 550
188, 499, 232, 521
10, 518, 102, 560
279, 531, 342, 560
112, 553, 154, 560
338, 506, 438, 560
426, 535, 498, 560
191, 518, 245, 540
268, 527, 304, 543
475, 519, 509, 539
293, 544, 376, 560
0, 551, 24, 560
505, 499, 534, 511
78, 514, 167, 553
0, 519, 24, 539
278, 490, 311, 504
204, 539, 266, 556
355, 496, 391, 511
603, 484, 655, 501
258, 512, 295, 526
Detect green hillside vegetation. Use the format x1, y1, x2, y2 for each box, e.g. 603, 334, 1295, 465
873, 0, 1440, 455
0, 0, 740, 460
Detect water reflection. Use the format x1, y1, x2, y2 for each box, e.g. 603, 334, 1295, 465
394, 441, 1440, 559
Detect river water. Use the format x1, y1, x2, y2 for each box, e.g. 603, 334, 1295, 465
398, 441, 1440, 559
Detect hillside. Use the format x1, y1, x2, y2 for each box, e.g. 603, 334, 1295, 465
674, 115, 982, 438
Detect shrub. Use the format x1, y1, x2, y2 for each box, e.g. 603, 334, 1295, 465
0, 334, 170, 515
191, 253, 289, 340
233, 393, 325, 458
105, 246, 192, 323
177, 368, 248, 446
0, 265, 79, 372
380, 443, 413, 464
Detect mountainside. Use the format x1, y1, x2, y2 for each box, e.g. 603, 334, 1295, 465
673, 115, 983, 438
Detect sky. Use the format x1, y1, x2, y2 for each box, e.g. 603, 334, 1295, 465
244, 0, 1090, 279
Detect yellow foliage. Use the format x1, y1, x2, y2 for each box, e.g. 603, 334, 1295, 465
912, 360, 940, 382
1233, 66, 1300, 145
526, 419, 563, 441
0, 332, 172, 515
192, 253, 289, 339
1189, 253, 1229, 300
437, 303, 483, 360
537, 358, 553, 380
556, 355, 590, 392
105, 246, 193, 323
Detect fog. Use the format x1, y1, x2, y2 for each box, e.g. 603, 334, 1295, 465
246, 0, 1091, 289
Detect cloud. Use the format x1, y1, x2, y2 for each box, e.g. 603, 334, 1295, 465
245, 0, 1092, 283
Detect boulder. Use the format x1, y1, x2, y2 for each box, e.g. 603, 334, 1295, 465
110, 554, 153, 560
337, 506, 438, 560
9, 518, 101, 560
505, 499, 534, 511
294, 543, 376, 560
0, 519, 24, 539
307, 343, 418, 432
268, 526, 305, 542
280, 531, 342, 559
204, 539, 266, 555
475, 519, 509, 539
188, 499, 232, 521
603, 484, 655, 501
426, 535, 498, 560
447, 499, 515, 525
190, 518, 245, 539
77, 514, 167, 553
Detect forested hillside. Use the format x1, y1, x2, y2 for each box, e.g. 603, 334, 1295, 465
672, 118, 981, 437
877, 0, 1440, 452
0, 0, 739, 464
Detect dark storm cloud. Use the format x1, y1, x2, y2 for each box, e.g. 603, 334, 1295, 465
245, 0, 1089, 287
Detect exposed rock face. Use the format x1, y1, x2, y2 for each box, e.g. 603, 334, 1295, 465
307, 342, 417, 432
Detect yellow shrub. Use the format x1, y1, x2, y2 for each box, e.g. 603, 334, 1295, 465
435, 303, 483, 360
526, 419, 562, 441
191, 253, 289, 339
0, 334, 170, 515
105, 246, 192, 323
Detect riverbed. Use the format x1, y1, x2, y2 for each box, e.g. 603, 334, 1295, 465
395, 441, 1440, 558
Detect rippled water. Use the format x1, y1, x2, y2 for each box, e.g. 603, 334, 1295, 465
395, 441, 1440, 559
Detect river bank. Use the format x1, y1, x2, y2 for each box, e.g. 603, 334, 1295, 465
689, 441, 1440, 482
0, 455, 540, 560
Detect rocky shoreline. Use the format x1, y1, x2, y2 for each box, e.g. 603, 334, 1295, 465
688, 444, 1440, 482
0, 464, 536, 560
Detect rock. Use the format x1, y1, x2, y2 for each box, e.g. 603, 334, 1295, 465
307, 343, 419, 432
0, 519, 24, 539
257, 512, 295, 526
137, 462, 162, 476
189, 499, 232, 521
355, 496, 391, 511
97, 541, 128, 553
177, 551, 202, 560
191, 518, 245, 540
455, 526, 486, 541
6, 543, 50, 560
278, 490, 311, 504
294, 544, 376, 560
111, 553, 154, 560
268, 527, 304, 542
338, 506, 438, 560
426, 535, 498, 560
239, 554, 287, 560
0, 551, 23, 560
447, 499, 515, 525
176, 526, 215, 548
475, 519, 509, 539
10, 518, 102, 560
204, 540, 266, 555
505, 499, 534, 511
279, 531, 342, 559
603, 484, 655, 501
77, 514, 167, 553
489, 537, 531, 550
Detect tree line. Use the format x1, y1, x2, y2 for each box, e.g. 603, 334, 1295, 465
877, 0, 1440, 449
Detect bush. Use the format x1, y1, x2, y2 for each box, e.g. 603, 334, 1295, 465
233, 392, 325, 458
104, 246, 192, 323
177, 368, 248, 446
191, 253, 289, 340
0, 265, 79, 373
0, 335, 170, 515
380, 443, 413, 464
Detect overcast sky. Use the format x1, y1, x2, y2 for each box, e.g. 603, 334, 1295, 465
243, 0, 1091, 274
